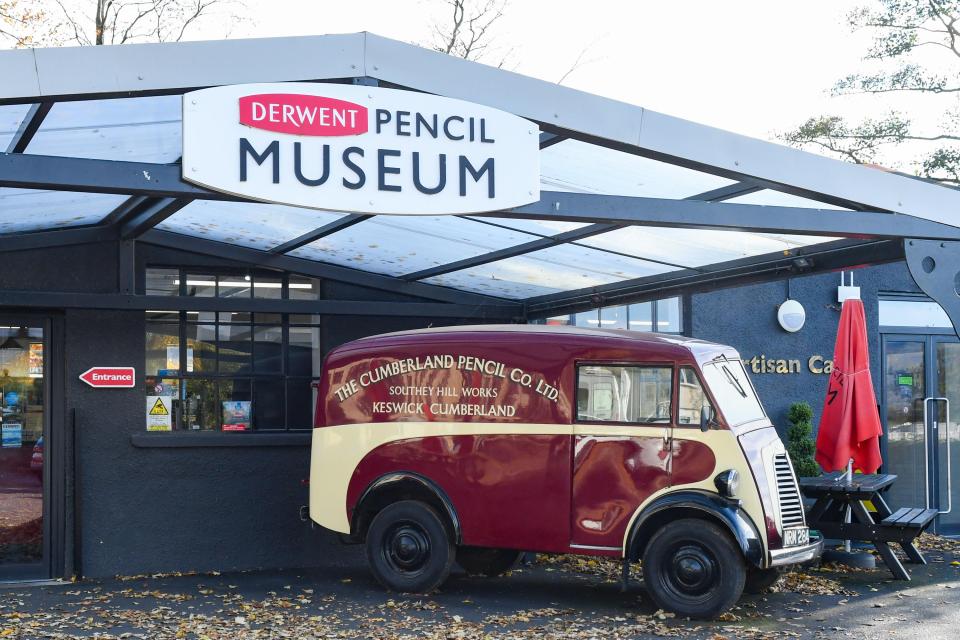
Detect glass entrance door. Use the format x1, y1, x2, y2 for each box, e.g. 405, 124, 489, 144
933, 339, 959, 534
0, 322, 46, 576
882, 335, 960, 535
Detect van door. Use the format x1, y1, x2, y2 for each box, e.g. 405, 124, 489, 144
570, 363, 673, 550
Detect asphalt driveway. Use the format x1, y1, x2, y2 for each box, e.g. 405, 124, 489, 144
0, 535, 957, 639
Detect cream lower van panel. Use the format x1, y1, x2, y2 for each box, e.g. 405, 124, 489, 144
309, 422, 572, 533
619, 429, 769, 553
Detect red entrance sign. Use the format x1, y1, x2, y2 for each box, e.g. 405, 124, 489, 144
79, 367, 136, 388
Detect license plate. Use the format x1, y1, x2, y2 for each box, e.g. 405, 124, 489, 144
783, 527, 809, 547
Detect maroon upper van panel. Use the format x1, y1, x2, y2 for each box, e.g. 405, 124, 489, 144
317, 325, 707, 427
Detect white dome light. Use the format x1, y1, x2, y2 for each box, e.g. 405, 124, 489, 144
777, 299, 806, 333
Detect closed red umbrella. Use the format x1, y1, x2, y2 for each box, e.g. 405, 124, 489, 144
815, 298, 883, 474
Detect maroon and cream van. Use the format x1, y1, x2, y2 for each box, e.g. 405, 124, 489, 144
309, 325, 822, 618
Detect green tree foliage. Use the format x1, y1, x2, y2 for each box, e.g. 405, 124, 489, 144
786, 402, 821, 478
784, 0, 960, 184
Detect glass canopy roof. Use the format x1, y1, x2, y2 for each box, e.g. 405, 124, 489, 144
0, 93, 859, 303
0, 188, 128, 234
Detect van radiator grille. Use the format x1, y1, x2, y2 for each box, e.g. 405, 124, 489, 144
774, 453, 805, 528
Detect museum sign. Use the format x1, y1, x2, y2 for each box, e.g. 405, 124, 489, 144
182, 83, 541, 215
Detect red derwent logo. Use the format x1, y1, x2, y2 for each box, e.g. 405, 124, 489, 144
79, 367, 136, 389
239, 94, 368, 136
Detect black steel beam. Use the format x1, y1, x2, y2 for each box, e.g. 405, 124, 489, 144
269, 214, 373, 254
5, 102, 53, 154
0, 153, 236, 200
490, 191, 960, 241
525, 239, 903, 318
0, 225, 116, 253
401, 223, 623, 281
118, 197, 192, 240
4, 154, 954, 240
0, 288, 522, 319
539, 132, 565, 149
139, 229, 521, 308
693, 181, 763, 202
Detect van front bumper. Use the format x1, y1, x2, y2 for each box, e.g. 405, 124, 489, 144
767, 537, 823, 567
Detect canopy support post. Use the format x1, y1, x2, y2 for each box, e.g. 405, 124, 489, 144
904, 239, 960, 340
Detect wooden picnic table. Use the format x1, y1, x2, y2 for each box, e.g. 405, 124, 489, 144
799, 472, 938, 580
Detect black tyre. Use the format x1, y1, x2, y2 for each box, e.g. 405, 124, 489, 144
456, 547, 522, 577
743, 567, 782, 594
641, 518, 746, 619
365, 500, 454, 593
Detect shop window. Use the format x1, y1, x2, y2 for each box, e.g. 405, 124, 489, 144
628, 301, 653, 331
144, 268, 323, 432
145, 268, 179, 296
599, 306, 627, 329
656, 298, 681, 333
576, 364, 672, 424
530, 297, 682, 334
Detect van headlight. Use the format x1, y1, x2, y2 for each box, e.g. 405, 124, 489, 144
714, 469, 740, 498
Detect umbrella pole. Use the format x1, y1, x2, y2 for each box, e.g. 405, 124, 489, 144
844, 458, 853, 553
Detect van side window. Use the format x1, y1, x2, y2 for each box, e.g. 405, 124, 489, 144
576, 365, 672, 424
678, 366, 714, 425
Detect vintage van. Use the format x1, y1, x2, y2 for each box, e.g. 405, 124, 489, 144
309, 325, 822, 618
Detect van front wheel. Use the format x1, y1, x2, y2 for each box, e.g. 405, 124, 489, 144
641, 518, 745, 619
365, 500, 454, 593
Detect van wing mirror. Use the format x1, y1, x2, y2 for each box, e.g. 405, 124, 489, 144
700, 405, 714, 432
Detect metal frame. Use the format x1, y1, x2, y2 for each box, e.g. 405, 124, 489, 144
0, 32, 958, 334
3, 33, 960, 224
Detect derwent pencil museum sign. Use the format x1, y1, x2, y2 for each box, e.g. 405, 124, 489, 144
181, 83, 541, 215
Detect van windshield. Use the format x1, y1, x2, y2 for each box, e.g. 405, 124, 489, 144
700, 358, 766, 426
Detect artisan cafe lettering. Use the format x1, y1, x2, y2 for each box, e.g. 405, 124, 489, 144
746, 354, 835, 375
182, 83, 540, 215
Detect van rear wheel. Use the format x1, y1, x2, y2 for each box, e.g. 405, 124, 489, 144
365, 500, 454, 593
641, 518, 745, 619
457, 547, 521, 577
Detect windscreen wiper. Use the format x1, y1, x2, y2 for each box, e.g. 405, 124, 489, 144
721, 364, 748, 398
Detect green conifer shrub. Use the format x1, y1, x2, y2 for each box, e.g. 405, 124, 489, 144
786, 402, 821, 478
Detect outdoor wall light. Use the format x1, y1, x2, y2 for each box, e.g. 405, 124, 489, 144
777, 299, 806, 333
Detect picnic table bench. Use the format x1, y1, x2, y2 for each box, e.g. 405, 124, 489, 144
799, 473, 938, 580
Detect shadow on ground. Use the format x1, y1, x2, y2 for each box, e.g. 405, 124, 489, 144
0, 538, 957, 639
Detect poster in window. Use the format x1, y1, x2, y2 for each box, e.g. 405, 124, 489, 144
222, 401, 251, 431
1, 423, 23, 448
146, 396, 173, 431
28, 343, 43, 378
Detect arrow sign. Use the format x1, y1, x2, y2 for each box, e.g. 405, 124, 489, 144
79, 367, 136, 388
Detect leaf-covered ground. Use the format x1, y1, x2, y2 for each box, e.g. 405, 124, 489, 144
0, 536, 957, 639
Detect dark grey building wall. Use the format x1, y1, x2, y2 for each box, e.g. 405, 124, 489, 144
689, 260, 921, 436
2, 239, 482, 578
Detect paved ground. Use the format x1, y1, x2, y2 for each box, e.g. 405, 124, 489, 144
0, 536, 958, 639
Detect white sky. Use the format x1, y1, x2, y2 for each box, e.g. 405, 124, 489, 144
211, 0, 878, 147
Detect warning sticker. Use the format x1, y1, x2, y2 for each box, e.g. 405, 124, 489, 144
146, 395, 173, 431
149, 397, 169, 416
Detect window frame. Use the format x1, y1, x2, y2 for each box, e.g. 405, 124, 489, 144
144, 266, 323, 433
574, 361, 675, 426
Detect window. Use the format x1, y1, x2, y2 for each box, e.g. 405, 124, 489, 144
678, 366, 713, 426
700, 359, 765, 426
576, 364, 672, 424
144, 268, 322, 432
531, 297, 682, 334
